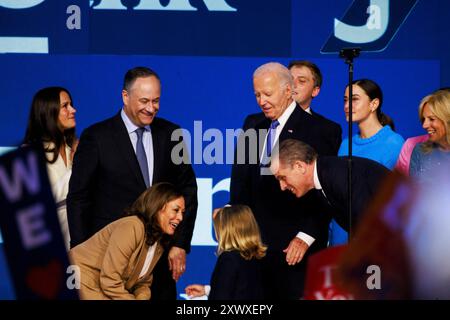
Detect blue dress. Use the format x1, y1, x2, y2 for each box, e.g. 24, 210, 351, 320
329, 125, 404, 245
410, 143, 450, 183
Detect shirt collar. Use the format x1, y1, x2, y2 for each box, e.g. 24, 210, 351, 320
121, 109, 150, 134
313, 159, 322, 190
304, 106, 312, 115
276, 100, 297, 126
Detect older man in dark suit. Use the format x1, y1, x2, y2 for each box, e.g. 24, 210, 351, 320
229, 62, 341, 299
270, 139, 389, 232
67, 67, 198, 300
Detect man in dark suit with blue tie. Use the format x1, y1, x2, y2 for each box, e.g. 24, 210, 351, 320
270, 139, 389, 232
229, 62, 341, 299
67, 67, 198, 300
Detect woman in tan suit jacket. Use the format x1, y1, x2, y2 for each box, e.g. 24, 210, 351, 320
69, 182, 185, 300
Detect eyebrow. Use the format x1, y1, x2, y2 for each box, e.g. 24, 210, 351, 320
344, 94, 361, 98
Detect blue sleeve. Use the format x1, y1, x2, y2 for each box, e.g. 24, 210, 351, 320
409, 146, 421, 177
338, 138, 349, 156
383, 134, 405, 169
329, 219, 348, 246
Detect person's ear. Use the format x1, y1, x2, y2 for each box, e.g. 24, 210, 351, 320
122, 89, 129, 106
285, 83, 292, 97
312, 86, 320, 98
294, 160, 306, 174
370, 98, 380, 112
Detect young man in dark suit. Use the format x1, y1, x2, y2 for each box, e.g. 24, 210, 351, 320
271, 139, 389, 232
288, 60, 342, 155
67, 67, 198, 300
229, 62, 340, 299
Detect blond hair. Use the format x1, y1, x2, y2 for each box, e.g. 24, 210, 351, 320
418, 90, 450, 153
213, 205, 267, 260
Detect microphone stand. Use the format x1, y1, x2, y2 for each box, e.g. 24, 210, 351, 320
339, 48, 360, 242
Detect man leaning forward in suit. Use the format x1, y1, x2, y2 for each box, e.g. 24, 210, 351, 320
270, 139, 389, 233
67, 67, 198, 300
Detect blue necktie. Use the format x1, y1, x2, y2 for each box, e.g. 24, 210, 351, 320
266, 120, 280, 157
135, 127, 150, 187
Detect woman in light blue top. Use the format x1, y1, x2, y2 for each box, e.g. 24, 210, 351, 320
330, 79, 404, 246
410, 89, 450, 181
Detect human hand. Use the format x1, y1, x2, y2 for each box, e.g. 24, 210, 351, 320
185, 284, 206, 298
283, 237, 309, 265
168, 246, 186, 281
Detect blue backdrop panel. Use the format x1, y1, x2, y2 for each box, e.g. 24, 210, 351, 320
0, 0, 448, 299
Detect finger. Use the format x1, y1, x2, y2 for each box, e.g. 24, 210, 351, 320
288, 245, 301, 265
285, 247, 292, 263
287, 244, 297, 261
292, 251, 301, 264
168, 256, 173, 271
172, 270, 180, 281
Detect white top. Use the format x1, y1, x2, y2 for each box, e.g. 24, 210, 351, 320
44, 142, 72, 250
139, 242, 158, 279
45, 143, 72, 204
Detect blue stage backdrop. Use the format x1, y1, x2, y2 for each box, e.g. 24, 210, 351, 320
0, 0, 448, 299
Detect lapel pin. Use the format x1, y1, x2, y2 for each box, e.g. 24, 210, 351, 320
288, 129, 293, 133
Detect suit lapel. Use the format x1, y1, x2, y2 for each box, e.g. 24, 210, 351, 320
317, 157, 336, 207
278, 104, 309, 142
128, 242, 163, 286
150, 121, 163, 184
255, 117, 271, 165
127, 242, 148, 286
111, 113, 146, 188
148, 244, 163, 275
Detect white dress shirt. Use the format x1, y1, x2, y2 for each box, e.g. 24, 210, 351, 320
121, 109, 154, 186
260, 100, 297, 163
139, 242, 158, 279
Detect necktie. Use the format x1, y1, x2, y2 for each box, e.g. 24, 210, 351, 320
135, 127, 150, 187
266, 120, 280, 157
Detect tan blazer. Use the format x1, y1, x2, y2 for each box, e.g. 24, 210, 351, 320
69, 216, 163, 300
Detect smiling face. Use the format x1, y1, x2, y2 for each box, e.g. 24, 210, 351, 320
57, 90, 76, 131
156, 197, 185, 235
422, 103, 448, 148
122, 76, 160, 127
290, 65, 320, 109
344, 84, 379, 124
253, 72, 292, 121
271, 158, 314, 198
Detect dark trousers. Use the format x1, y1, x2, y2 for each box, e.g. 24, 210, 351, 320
262, 251, 306, 300
150, 251, 177, 300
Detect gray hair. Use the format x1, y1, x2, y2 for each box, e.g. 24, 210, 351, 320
253, 62, 294, 88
